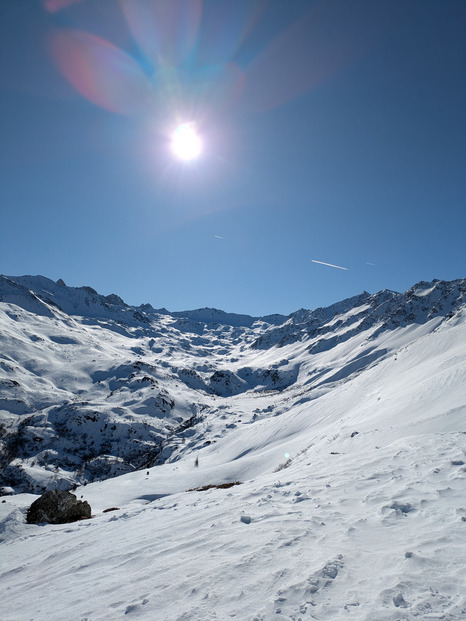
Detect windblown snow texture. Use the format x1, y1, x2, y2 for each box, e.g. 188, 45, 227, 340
1, 275, 465, 620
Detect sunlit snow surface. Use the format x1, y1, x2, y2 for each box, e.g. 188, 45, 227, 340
1, 275, 465, 620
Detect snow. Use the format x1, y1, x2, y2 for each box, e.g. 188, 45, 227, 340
1, 275, 466, 620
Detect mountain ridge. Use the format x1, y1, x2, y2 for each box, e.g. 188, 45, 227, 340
1, 275, 466, 620
1, 274, 281, 327
0, 275, 465, 495
3, 273, 465, 329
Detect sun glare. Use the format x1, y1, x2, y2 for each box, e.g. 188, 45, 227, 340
172, 123, 202, 161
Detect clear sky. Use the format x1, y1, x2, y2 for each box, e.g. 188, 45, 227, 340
1, 0, 465, 317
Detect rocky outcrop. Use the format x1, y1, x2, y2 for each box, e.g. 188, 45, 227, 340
26, 490, 91, 524
1, 275, 465, 494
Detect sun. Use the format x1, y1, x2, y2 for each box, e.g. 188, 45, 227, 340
171, 123, 202, 161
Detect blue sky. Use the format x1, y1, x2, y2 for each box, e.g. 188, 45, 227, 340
1, 0, 465, 316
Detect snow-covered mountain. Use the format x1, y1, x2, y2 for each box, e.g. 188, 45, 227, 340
1, 275, 465, 620
0, 274, 464, 495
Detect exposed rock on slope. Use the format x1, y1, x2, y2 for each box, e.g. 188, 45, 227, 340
26, 489, 91, 524
0, 274, 465, 493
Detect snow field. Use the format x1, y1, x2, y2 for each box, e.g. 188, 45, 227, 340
2, 430, 465, 620
1, 276, 465, 619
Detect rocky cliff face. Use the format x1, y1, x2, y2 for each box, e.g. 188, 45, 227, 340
1, 275, 465, 493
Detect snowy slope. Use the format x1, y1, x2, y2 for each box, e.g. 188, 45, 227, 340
1, 276, 466, 620
1, 275, 464, 494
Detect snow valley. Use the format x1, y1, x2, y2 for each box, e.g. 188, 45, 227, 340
1, 275, 465, 620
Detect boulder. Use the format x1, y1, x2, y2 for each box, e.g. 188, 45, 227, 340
26, 490, 91, 524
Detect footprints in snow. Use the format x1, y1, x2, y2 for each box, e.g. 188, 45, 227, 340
272, 555, 344, 617
107, 595, 150, 617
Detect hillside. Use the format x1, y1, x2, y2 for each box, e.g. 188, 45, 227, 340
1, 275, 465, 620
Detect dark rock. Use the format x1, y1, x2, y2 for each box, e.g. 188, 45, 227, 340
80, 286, 97, 295
390, 501, 414, 514
393, 592, 410, 608
26, 490, 91, 524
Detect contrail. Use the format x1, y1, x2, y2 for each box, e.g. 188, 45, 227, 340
214, 235, 225, 239
311, 259, 348, 271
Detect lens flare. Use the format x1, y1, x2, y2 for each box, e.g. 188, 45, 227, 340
49, 30, 153, 115
172, 123, 202, 161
